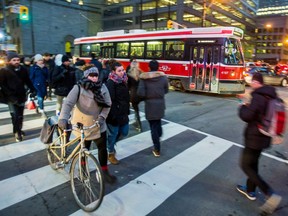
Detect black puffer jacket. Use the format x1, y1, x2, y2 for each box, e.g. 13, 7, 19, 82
239, 86, 277, 150
106, 79, 130, 126
52, 64, 75, 96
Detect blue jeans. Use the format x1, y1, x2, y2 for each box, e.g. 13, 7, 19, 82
37, 95, 44, 110
107, 123, 129, 153
148, 120, 162, 152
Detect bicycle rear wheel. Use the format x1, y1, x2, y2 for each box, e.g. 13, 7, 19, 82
47, 127, 63, 170
70, 152, 105, 212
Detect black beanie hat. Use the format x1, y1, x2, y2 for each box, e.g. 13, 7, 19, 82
252, 72, 264, 84
61, 55, 70, 63
7, 52, 20, 62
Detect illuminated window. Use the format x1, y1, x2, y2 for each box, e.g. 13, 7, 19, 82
146, 41, 163, 59
130, 42, 145, 58
123, 6, 133, 14
165, 40, 185, 60
116, 42, 129, 58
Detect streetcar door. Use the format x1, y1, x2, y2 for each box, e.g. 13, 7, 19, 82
189, 46, 220, 92
101, 44, 114, 58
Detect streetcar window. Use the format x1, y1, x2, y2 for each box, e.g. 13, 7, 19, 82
90, 43, 101, 57
116, 42, 129, 58
74, 45, 80, 58
199, 47, 204, 64
165, 40, 185, 60
81, 44, 91, 57
192, 47, 197, 63
213, 47, 219, 64
130, 42, 145, 58
207, 47, 212, 64
223, 38, 244, 65
146, 41, 163, 59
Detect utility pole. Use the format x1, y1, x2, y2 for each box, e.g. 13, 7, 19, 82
202, 0, 207, 27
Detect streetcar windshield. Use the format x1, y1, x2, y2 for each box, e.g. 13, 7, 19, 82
223, 38, 244, 65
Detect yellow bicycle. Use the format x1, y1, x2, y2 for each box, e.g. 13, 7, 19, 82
46, 121, 104, 212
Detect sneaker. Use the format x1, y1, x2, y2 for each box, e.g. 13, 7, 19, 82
260, 194, 282, 214
236, 185, 256, 201
15, 133, 23, 142
152, 149, 160, 157
20, 131, 26, 137
103, 170, 117, 184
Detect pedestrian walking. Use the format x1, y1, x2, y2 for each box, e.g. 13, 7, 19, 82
99, 59, 115, 83
90, 53, 102, 72
0, 52, 36, 142
106, 62, 130, 165
237, 72, 282, 215
30, 54, 49, 118
74, 59, 86, 82
137, 60, 168, 157
58, 65, 116, 184
127, 59, 143, 131
43, 52, 56, 100
52, 55, 76, 116
22, 57, 32, 73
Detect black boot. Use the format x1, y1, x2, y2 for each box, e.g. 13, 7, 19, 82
103, 170, 116, 184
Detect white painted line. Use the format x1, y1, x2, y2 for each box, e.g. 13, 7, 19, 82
70, 136, 233, 216
0, 122, 187, 210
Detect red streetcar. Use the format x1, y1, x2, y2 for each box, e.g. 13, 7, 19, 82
74, 26, 245, 94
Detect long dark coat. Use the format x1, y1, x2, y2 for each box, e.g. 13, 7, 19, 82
106, 79, 130, 126
137, 71, 169, 120
238, 85, 277, 150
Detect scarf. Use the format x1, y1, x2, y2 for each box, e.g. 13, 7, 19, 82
108, 72, 128, 84
78, 78, 110, 108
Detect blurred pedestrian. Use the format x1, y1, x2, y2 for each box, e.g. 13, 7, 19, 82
30, 54, 49, 118
54, 54, 63, 67
43, 52, 56, 100
22, 57, 32, 73
127, 59, 143, 131
52, 55, 76, 116
74, 59, 86, 82
90, 53, 102, 72
2, 52, 36, 142
106, 62, 130, 165
58, 65, 116, 184
99, 59, 116, 83
237, 72, 282, 215
137, 60, 168, 157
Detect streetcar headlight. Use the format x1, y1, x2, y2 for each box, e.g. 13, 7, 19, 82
231, 71, 235, 77
0, 59, 4, 65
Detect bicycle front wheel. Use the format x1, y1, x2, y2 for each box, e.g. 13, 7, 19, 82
70, 152, 105, 212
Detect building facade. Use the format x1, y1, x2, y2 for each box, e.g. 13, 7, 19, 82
3, 0, 101, 56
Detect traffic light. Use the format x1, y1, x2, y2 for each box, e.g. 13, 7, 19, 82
167, 20, 173, 29
19, 6, 29, 21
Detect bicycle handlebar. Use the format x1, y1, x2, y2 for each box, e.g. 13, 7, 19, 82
63, 121, 99, 132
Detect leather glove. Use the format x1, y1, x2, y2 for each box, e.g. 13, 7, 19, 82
98, 116, 105, 128
58, 119, 68, 130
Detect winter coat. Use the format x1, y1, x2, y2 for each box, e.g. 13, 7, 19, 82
239, 85, 277, 150
75, 67, 84, 83
106, 79, 130, 126
127, 69, 142, 105
3, 65, 35, 105
52, 64, 76, 96
137, 71, 169, 120
30, 64, 48, 98
90, 58, 103, 72
44, 59, 55, 83
59, 84, 111, 133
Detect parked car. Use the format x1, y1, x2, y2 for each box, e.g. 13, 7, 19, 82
244, 67, 288, 87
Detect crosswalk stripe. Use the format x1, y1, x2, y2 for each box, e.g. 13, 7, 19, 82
71, 135, 233, 216
0, 122, 187, 210
0, 104, 56, 120
0, 112, 145, 162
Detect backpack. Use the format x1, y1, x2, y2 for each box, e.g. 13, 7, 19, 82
258, 97, 286, 145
